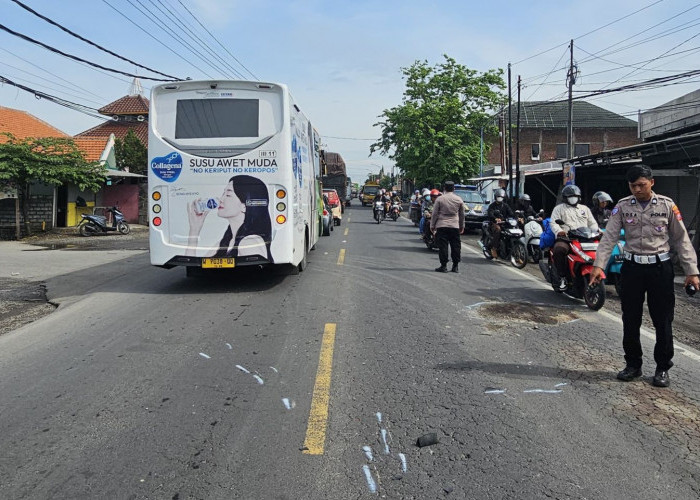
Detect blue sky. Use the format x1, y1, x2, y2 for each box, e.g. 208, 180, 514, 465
1, 0, 699, 182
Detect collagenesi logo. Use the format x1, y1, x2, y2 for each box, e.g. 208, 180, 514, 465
151, 152, 183, 182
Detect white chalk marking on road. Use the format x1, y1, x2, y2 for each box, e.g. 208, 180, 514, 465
362, 445, 374, 461
376, 412, 382, 423
270, 366, 279, 373
524, 389, 563, 394
199, 353, 210, 359
282, 398, 295, 409
565, 318, 581, 324
380, 428, 390, 455
253, 375, 264, 385
484, 389, 506, 394
225, 343, 232, 350
362, 465, 377, 493
555, 382, 568, 387
342, 240, 347, 243
398, 453, 408, 473
235, 365, 250, 374
464, 301, 499, 310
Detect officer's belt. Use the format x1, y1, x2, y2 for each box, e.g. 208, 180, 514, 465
622, 251, 671, 265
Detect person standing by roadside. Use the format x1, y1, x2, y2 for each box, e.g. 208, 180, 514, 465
431, 181, 465, 273
590, 165, 699, 388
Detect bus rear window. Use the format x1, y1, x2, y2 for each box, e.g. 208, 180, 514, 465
175, 99, 259, 138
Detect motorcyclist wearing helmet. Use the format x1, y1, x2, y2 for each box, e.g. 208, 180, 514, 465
486, 188, 514, 259
550, 184, 599, 291
517, 193, 539, 219
591, 191, 613, 228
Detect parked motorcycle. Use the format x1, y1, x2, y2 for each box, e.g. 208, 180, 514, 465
538, 221, 606, 310
373, 200, 385, 224
522, 213, 544, 263
78, 206, 130, 236
389, 201, 401, 221
478, 213, 527, 269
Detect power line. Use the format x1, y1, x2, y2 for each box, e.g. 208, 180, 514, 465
9, 0, 180, 80
513, 0, 664, 65
145, 0, 245, 79
174, 0, 259, 80
325, 135, 377, 141
0, 23, 176, 81
0, 74, 108, 121
101, 0, 212, 79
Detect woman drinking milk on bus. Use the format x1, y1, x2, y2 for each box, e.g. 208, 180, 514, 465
185, 175, 273, 263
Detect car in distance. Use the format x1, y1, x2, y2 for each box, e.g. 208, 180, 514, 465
321, 194, 334, 236
323, 188, 342, 226
454, 185, 487, 230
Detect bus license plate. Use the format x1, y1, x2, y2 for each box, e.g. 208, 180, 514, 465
201, 258, 235, 268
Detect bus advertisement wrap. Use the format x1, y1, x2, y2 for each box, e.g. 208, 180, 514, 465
148, 80, 321, 272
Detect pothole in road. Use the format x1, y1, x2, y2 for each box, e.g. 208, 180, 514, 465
478, 302, 579, 326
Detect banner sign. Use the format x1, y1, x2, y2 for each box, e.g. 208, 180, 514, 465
563, 162, 575, 186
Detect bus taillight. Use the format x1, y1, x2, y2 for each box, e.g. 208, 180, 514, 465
276, 189, 286, 199
276, 215, 286, 224
152, 217, 162, 226
152, 191, 161, 201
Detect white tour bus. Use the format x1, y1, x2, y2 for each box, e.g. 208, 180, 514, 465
148, 80, 321, 275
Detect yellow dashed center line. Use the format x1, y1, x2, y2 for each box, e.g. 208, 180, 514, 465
344, 227, 349, 236
337, 248, 345, 266
303, 323, 337, 455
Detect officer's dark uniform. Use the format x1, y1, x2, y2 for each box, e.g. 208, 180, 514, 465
595, 192, 699, 372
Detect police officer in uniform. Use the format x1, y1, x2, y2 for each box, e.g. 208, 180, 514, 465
590, 165, 699, 387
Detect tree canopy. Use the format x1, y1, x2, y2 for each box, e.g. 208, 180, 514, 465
0, 133, 106, 233
114, 129, 147, 175
371, 55, 506, 187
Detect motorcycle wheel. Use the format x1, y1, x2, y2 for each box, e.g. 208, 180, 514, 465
117, 221, 130, 235
79, 222, 95, 237
531, 246, 541, 264
584, 281, 606, 310
481, 235, 493, 260
510, 242, 527, 269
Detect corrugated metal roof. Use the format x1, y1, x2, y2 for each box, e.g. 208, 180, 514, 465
511, 101, 637, 129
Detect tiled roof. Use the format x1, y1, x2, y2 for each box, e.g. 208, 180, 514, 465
75, 120, 148, 145
510, 101, 637, 129
0, 105, 68, 141
98, 95, 149, 115
74, 136, 109, 162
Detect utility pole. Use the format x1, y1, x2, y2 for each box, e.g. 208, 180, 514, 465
516, 75, 521, 198
567, 39, 574, 159
507, 63, 513, 198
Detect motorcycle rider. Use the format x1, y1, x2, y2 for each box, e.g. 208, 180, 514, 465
549, 184, 599, 291
419, 192, 433, 236
517, 193, 539, 219
487, 188, 514, 259
591, 191, 613, 228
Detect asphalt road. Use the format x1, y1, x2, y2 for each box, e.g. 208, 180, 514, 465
2, 208, 700, 499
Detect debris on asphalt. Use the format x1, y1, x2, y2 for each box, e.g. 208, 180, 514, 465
416, 432, 439, 447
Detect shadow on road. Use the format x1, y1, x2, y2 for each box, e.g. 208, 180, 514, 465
436, 360, 612, 383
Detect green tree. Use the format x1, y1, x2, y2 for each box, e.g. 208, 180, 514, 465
371, 55, 505, 186
0, 133, 105, 235
114, 129, 147, 175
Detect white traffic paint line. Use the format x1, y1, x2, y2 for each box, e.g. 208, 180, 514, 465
461, 240, 700, 364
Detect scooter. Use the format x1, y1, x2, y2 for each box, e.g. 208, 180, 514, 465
604, 229, 625, 295
78, 206, 130, 236
409, 202, 421, 226
373, 200, 385, 224
538, 220, 606, 310
522, 213, 544, 263
422, 211, 438, 250
389, 201, 401, 221
478, 213, 527, 269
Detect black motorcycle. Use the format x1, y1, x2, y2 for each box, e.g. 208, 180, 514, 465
422, 210, 438, 250
78, 206, 130, 236
479, 212, 527, 269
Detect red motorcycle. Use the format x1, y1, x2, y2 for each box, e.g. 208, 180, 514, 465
538, 221, 606, 310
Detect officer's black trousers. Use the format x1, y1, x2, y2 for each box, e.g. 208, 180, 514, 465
619, 259, 675, 371
436, 227, 461, 266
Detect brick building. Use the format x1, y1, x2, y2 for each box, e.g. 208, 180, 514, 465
487, 100, 639, 167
